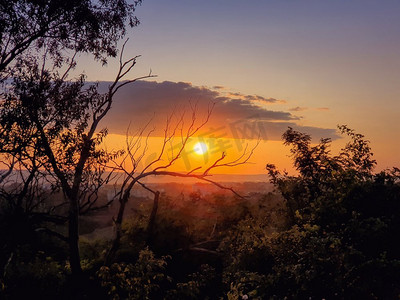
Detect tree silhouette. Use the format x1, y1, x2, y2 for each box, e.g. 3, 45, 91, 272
0, 0, 142, 73
0, 0, 146, 282
259, 126, 400, 298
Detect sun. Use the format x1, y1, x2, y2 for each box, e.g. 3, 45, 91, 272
193, 142, 208, 155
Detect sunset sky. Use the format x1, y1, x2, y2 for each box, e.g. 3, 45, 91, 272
77, 0, 400, 175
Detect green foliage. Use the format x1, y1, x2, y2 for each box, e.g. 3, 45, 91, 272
96, 248, 170, 300
166, 264, 217, 300
266, 125, 380, 226
219, 217, 272, 274
2, 252, 67, 299
0, 0, 142, 72
79, 237, 110, 271
226, 271, 268, 300
259, 126, 400, 298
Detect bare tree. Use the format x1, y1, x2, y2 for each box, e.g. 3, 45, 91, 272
104, 106, 259, 264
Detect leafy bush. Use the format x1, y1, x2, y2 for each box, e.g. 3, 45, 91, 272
2, 252, 67, 299
166, 264, 218, 299
97, 248, 170, 299
261, 126, 400, 298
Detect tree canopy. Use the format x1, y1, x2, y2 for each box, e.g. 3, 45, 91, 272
0, 0, 142, 73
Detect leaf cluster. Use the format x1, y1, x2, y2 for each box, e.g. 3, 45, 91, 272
0, 0, 142, 72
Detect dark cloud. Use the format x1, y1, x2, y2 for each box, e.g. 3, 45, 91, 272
289, 106, 308, 112
228, 92, 242, 97
98, 80, 339, 141
227, 92, 285, 104
253, 122, 339, 141
215, 97, 296, 121
244, 95, 282, 104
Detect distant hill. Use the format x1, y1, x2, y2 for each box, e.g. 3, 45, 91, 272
143, 173, 270, 183
0, 169, 270, 184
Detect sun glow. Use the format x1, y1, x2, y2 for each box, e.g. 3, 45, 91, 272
193, 142, 208, 155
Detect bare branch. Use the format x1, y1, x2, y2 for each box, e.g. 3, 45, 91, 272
147, 170, 245, 199
153, 103, 215, 172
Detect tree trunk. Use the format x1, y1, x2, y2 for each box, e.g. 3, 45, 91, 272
104, 177, 140, 265
146, 191, 160, 244
68, 196, 82, 277
104, 197, 127, 265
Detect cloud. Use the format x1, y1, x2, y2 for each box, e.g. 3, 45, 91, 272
317, 107, 330, 111
289, 106, 308, 112
244, 95, 284, 104
99, 81, 339, 141
227, 92, 285, 104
